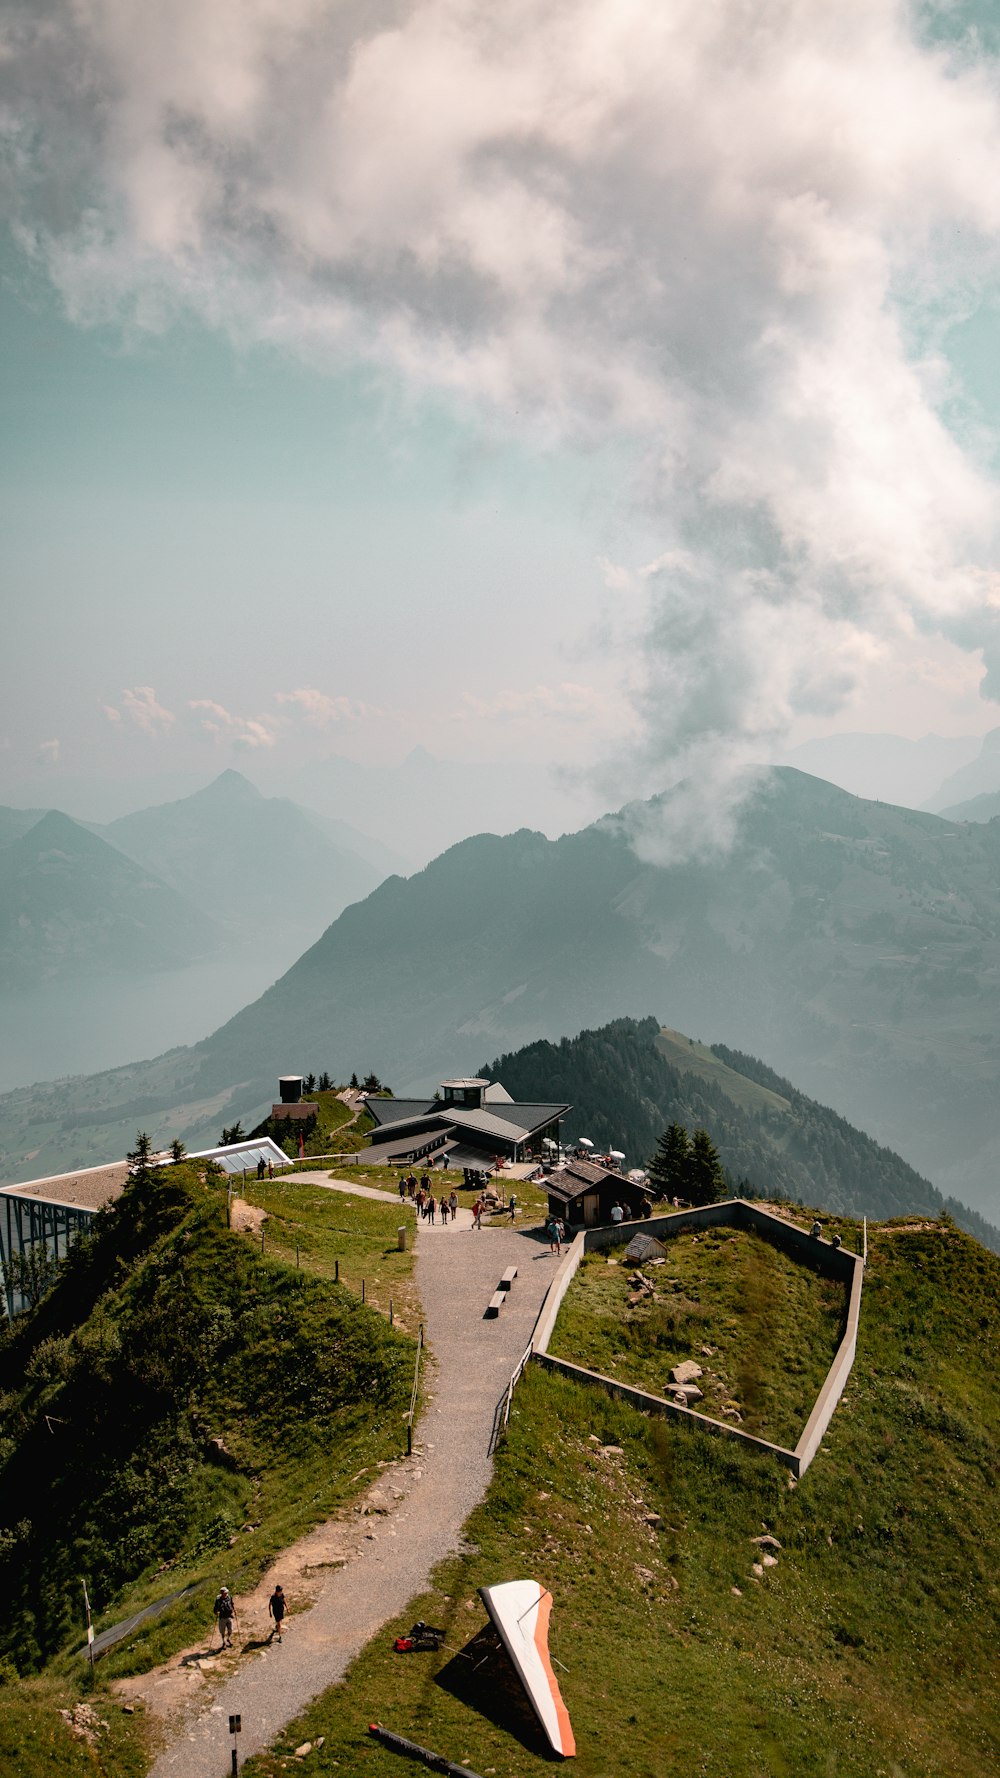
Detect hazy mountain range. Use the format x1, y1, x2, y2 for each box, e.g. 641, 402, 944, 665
777, 731, 982, 808
0, 809, 221, 991
0, 771, 390, 989
4, 767, 1000, 1226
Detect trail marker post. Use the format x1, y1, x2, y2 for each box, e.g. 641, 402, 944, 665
229, 1713, 242, 1775
81, 1578, 94, 1677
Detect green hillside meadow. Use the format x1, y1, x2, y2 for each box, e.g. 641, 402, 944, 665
241, 1216, 999, 1778
0, 1160, 416, 1776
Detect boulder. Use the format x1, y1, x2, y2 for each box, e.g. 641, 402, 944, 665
294, 1744, 313, 1759
669, 1360, 703, 1385
672, 1382, 703, 1402
750, 1535, 782, 1550
762, 1553, 778, 1568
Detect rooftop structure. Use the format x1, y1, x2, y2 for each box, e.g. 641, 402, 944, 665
363, 1079, 571, 1168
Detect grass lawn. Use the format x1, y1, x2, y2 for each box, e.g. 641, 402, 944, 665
240, 1217, 1000, 1778
239, 1173, 422, 1328
549, 1225, 848, 1448
0, 1671, 149, 1778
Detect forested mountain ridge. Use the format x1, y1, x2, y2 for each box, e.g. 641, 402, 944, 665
481, 1017, 1000, 1252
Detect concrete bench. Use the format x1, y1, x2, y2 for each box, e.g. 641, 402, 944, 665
485, 1291, 507, 1318
498, 1266, 518, 1291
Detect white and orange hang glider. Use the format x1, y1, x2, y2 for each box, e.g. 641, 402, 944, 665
478, 1579, 576, 1759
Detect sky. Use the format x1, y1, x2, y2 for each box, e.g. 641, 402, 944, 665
5, 0, 1000, 833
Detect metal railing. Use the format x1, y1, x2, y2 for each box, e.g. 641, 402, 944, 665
488, 1339, 533, 1455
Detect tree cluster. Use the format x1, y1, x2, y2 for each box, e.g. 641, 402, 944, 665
648, 1121, 728, 1206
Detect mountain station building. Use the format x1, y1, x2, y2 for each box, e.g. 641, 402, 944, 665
362, 1078, 571, 1171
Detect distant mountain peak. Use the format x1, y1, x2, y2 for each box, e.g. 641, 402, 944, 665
198, 769, 262, 804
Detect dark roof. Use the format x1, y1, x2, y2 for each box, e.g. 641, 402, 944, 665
365, 1098, 434, 1129
471, 1100, 569, 1132
544, 1159, 627, 1205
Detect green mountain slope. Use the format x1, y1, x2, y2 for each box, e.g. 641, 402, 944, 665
242, 1216, 1000, 1778
0, 810, 222, 990
6, 767, 1000, 1217
104, 769, 381, 946
0, 1160, 413, 1679
480, 1016, 1000, 1249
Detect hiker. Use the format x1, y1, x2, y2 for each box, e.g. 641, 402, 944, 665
407, 1176, 416, 1199
214, 1586, 236, 1649
508, 1191, 517, 1223
268, 1584, 286, 1643
416, 1188, 426, 1217
448, 1190, 458, 1222
257, 1156, 266, 1181
427, 1192, 436, 1224
546, 1217, 560, 1254
268, 1160, 273, 1180
398, 1176, 407, 1200
420, 1173, 430, 1194
472, 1198, 482, 1229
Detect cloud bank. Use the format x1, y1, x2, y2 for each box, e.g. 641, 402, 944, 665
7, 0, 1000, 840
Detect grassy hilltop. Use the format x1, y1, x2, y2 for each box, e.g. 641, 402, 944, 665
0, 1160, 416, 1776
243, 1215, 1000, 1778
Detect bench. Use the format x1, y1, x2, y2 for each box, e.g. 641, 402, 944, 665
484, 1291, 507, 1318
498, 1266, 518, 1291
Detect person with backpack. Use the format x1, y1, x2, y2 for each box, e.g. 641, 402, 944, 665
268, 1584, 287, 1643
214, 1586, 236, 1649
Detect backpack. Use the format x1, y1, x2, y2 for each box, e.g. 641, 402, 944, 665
215, 1593, 233, 1617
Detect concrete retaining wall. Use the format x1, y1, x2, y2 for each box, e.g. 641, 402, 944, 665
534, 1350, 798, 1471
526, 1197, 864, 1479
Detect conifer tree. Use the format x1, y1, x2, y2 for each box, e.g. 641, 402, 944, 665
686, 1128, 727, 1205
649, 1121, 690, 1198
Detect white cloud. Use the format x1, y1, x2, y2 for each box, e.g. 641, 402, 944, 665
8, 1, 1000, 833
37, 738, 60, 765
189, 699, 278, 749
102, 704, 122, 723
275, 687, 378, 725
121, 685, 175, 734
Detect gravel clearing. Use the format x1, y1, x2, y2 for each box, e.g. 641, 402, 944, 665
144, 1198, 555, 1776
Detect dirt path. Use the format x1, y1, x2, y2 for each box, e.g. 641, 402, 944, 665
133, 1200, 554, 1776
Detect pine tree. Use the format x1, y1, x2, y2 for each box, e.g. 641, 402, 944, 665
350, 1071, 360, 1089
318, 1072, 332, 1092
169, 1138, 186, 1162
686, 1128, 727, 1206
648, 1122, 690, 1198
220, 1123, 245, 1146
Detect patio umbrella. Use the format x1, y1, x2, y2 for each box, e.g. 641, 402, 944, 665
609, 1150, 625, 1160
577, 1137, 594, 1149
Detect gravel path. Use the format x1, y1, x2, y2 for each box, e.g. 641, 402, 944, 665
146, 1204, 554, 1776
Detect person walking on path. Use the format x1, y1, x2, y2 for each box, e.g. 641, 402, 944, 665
610, 1201, 624, 1227
448, 1190, 458, 1222
398, 1176, 407, 1200
214, 1587, 236, 1650
268, 1585, 287, 1644
427, 1193, 436, 1225
508, 1191, 517, 1223
546, 1216, 562, 1255
472, 1198, 482, 1229
416, 1188, 426, 1218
